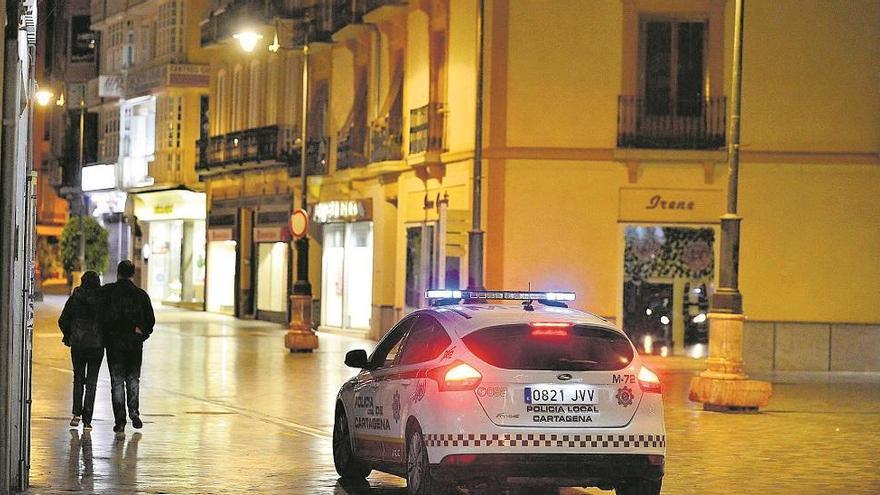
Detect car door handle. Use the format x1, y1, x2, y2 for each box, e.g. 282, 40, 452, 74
400, 381, 411, 388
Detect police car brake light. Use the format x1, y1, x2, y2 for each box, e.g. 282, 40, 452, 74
529, 322, 573, 338
638, 366, 661, 394
424, 290, 575, 302
430, 362, 482, 391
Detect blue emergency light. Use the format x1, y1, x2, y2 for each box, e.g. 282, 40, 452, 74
425, 289, 575, 307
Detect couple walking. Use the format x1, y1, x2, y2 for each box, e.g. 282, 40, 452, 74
58, 260, 155, 433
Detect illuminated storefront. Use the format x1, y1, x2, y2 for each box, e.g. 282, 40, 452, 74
315, 200, 374, 333
133, 189, 206, 307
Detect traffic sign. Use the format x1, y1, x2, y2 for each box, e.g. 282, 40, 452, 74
290, 208, 309, 239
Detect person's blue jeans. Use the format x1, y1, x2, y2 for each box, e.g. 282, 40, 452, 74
71, 347, 104, 424
106, 346, 142, 426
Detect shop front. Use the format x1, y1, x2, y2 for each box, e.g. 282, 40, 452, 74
133, 189, 207, 308
618, 188, 722, 358
253, 208, 292, 324
206, 225, 236, 315
314, 200, 374, 334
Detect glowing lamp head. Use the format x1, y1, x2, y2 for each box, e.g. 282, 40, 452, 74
35, 89, 54, 107
233, 30, 263, 52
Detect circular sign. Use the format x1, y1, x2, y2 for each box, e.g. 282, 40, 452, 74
290, 208, 309, 239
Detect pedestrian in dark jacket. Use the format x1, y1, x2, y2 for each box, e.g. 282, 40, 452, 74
103, 260, 155, 434
58, 270, 104, 430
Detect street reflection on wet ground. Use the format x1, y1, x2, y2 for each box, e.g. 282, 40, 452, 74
29, 295, 880, 494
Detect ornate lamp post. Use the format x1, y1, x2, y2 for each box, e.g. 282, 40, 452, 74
688, 0, 772, 412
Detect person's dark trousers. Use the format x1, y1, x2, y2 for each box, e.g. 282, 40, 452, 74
71, 347, 104, 424
106, 346, 143, 427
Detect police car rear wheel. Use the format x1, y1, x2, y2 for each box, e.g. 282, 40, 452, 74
406, 428, 453, 495
615, 478, 662, 495
333, 409, 371, 479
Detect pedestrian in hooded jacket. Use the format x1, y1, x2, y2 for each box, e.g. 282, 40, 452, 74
58, 270, 105, 430
102, 260, 155, 434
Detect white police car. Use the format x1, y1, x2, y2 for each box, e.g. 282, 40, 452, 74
333, 290, 665, 495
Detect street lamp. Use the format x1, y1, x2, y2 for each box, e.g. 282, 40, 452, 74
34, 89, 54, 107
688, 0, 772, 412
286, 34, 319, 352
233, 30, 263, 53
468, 0, 486, 291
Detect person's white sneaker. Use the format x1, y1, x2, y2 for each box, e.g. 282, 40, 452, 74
69, 416, 81, 427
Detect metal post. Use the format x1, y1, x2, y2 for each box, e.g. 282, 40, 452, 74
688, 0, 771, 412
467, 0, 486, 291
287, 41, 318, 352
293, 43, 311, 297
77, 98, 85, 271
713, 0, 745, 315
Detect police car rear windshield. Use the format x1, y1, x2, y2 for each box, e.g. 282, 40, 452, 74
462, 324, 634, 371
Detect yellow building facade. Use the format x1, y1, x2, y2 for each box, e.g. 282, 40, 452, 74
199, 0, 880, 371
90, 0, 211, 303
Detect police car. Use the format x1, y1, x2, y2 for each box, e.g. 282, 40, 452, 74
332, 290, 665, 495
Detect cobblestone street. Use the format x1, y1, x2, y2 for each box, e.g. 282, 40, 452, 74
27, 296, 880, 494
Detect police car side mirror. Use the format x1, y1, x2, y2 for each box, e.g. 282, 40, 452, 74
345, 349, 369, 369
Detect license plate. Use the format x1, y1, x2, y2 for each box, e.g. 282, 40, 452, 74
524, 385, 597, 405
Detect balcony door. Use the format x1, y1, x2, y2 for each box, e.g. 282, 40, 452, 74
640, 18, 706, 118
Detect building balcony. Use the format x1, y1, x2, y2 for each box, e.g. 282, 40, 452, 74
197, 125, 327, 177
336, 125, 367, 171
617, 95, 727, 150
293, 137, 330, 177
369, 114, 403, 163
200, 0, 306, 48
409, 103, 445, 155
125, 63, 210, 99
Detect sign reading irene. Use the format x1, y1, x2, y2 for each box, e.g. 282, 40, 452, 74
619, 188, 722, 223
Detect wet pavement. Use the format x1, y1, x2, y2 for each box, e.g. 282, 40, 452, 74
28, 295, 880, 494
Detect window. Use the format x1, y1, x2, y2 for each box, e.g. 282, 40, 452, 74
157, 0, 183, 58
397, 315, 452, 366
462, 324, 635, 371
232, 66, 243, 131
215, 70, 226, 134
369, 317, 417, 369
640, 18, 706, 117
248, 60, 262, 128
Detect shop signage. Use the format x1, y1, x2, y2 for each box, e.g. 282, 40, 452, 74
290, 209, 309, 239
254, 226, 290, 243
207, 228, 234, 242
98, 75, 124, 98
619, 188, 723, 223
154, 204, 174, 215
313, 199, 372, 223
81, 164, 116, 191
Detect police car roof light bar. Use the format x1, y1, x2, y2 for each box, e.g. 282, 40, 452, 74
425, 290, 575, 307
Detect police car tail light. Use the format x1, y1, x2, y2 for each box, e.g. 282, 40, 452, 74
529, 322, 573, 338
432, 362, 482, 392
638, 366, 662, 394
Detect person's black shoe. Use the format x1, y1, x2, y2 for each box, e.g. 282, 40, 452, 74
131, 416, 143, 429
113, 423, 125, 433
83, 423, 92, 431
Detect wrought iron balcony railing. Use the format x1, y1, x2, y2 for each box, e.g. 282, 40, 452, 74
197, 125, 300, 171
336, 125, 367, 171
617, 95, 726, 150
369, 114, 403, 163
409, 103, 445, 155
290, 137, 330, 177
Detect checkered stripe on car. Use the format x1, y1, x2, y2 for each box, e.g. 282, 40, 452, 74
423, 433, 666, 449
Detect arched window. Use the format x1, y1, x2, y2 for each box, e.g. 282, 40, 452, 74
248, 60, 262, 128
232, 65, 243, 131
216, 70, 226, 134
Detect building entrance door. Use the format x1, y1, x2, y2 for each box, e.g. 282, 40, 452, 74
622, 226, 714, 357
